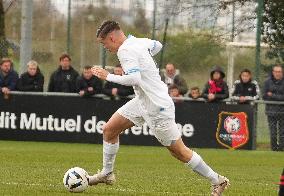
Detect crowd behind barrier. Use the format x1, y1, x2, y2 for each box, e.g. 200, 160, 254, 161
1, 55, 284, 151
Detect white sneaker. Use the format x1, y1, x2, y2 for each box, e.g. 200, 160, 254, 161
211, 175, 230, 196
88, 170, 116, 186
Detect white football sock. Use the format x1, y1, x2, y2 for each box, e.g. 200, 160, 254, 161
102, 140, 119, 175
186, 151, 219, 184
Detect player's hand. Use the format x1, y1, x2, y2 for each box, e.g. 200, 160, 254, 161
267, 92, 273, 97
91, 67, 109, 80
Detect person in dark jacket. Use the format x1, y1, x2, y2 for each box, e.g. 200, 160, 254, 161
103, 64, 134, 98
0, 58, 18, 97
202, 66, 229, 102
161, 63, 188, 95
17, 60, 44, 92
263, 64, 284, 151
48, 53, 79, 93
76, 65, 103, 97
231, 69, 260, 103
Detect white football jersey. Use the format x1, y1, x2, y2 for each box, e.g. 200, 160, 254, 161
117, 35, 174, 110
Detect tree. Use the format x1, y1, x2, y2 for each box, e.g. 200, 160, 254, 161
163, 30, 224, 71
0, 0, 8, 58
262, 0, 284, 61
134, 7, 150, 34
219, 0, 284, 62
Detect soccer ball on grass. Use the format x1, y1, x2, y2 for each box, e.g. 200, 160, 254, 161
63, 167, 89, 193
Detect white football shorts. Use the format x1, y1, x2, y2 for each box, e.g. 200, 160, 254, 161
117, 97, 181, 146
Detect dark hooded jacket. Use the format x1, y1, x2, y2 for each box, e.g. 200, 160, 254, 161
103, 81, 134, 98
202, 66, 229, 101
17, 70, 44, 92
48, 66, 79, 93
0, 69, 18, 92
76, 75, 103, 97
262, 73, 284, 115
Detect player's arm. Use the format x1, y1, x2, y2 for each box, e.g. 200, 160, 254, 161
91, 67, 141, 86
107, 72, 141, 86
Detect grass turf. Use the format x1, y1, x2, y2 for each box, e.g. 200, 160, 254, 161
0, 140, 282, 196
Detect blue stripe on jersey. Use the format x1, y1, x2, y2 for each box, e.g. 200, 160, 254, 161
126, 67, 140, 74
152, 41, 156, 51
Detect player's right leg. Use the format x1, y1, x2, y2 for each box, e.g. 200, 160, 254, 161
88, 112, 134, 186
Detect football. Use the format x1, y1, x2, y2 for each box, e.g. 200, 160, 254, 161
63, 167, 89, 193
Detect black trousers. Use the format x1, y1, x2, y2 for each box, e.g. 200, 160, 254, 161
267, 115, 284, 151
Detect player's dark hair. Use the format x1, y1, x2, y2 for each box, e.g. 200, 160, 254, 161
115, 64, 122, 68
96, 20, 121, 39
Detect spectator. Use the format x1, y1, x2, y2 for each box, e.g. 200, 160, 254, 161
202, 66, 229, 102
103, 64, 134, 98
169, 84, 183, 103
263, 64, 284, 151
76, 65, 103, 97
161, 63, 188, 95
17, 60, 44, 92
189, 86, 202, 100
48, 53, 79, 93
0, 58, 18, 97
231, 69, 260, 103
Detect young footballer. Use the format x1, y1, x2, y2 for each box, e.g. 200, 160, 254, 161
89, 20, 230, 195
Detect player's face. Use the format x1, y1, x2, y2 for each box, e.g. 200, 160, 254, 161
27, 64, 37, 76
83, 69, 93, 80
240, 72, 251, 83
0, 61, 11, 74
98, 35, 118, 53
272, 66, 283, 80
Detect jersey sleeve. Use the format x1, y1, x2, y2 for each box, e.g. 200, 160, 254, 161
142, 38, 162, 56
149, 40, 162, 56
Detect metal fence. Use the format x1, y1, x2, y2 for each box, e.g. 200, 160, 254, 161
255, 100, 284, 151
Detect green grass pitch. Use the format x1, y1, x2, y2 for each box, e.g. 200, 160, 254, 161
0, 140, 282, 196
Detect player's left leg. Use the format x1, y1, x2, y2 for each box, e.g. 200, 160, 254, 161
150, 110, 229, 195
167, 138, 229, 196
167, 138, 221, 182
